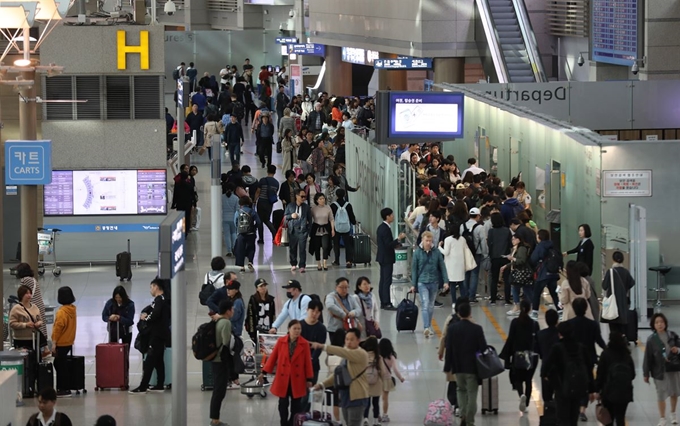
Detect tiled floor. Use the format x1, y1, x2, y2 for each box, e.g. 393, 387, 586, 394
3, 123, 671, 426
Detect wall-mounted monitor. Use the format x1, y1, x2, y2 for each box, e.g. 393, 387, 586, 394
375, 91, 465, 144
44, 169, 167, 216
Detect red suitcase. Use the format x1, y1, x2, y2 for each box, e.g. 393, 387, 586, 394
94, 342, 129, 391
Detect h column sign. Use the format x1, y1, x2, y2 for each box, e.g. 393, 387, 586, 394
117, 30, 149, 70
5, 140, 52, 185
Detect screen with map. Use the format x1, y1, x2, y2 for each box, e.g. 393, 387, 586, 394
44, 169, 167, 216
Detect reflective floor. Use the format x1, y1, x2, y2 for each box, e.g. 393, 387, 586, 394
3, 123, 673, 426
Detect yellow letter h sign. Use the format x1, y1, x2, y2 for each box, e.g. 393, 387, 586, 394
117, 30, 150, 70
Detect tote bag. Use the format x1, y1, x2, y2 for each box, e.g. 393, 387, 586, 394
601, 269, 619, 321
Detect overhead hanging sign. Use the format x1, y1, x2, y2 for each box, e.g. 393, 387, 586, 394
341, 47, 379, 65
374, 57, 433, 70
287, 43, 325, 56
602, 170, 652, 197
5, 140, 53, 185
275, 37, 298, 44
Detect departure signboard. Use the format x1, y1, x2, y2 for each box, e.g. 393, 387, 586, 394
44, 169, 167, 216
592, 0, 638, 66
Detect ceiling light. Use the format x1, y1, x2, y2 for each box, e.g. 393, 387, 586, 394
13, 58, 32, 67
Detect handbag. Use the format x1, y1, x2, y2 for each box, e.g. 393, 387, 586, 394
512, 350, 535, 371
475, 346, 504, 379
333, 294, 361, 331
383, 358, 396, 391
463, 245, 477, 272
360, 298, 382, 339
510, 267, 533, 287
601, 268, 619, 321
596, 403, 612, 424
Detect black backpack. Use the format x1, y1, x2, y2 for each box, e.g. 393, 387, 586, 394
199, 273, 224, 306
192, 321, 219, 361
298, 294, 324, 323
232, 101, 245, 119
237, 209, 255, 234
561, 349, 589, 399
603, 361, 634, 402
543, 247, 563, 274
462, 223, 481, 254
172, 68, 180, 80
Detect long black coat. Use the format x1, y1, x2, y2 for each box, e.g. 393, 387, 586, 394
601, 266, 635, 324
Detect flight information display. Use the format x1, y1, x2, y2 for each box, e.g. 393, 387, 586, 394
592, 0, 638, 66
388, 92, 464, 139
44, 169, 167, 216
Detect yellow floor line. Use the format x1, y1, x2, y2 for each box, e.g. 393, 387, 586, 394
481, 305, 545, 416
432, 318, 442, 339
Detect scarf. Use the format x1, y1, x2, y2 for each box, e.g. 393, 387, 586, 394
358, 292, 373, 312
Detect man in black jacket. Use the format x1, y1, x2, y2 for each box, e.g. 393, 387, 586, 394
536, 308, 560, 402
285, 189, 313, 272
130, 278, 171, 394
306, 103, 326, 134
376, 208, 406, 310
445, 302, 488, 426
224, 114, 244, 166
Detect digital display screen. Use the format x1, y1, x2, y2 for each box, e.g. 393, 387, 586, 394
374, 57, 433, 70
592, 0, 638, 66
44, 169, 167, 216
388, 92, 464, 139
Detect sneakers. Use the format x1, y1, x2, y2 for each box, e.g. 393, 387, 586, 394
507, 307, 520, 316
56, 390, 72, 398
454, 408, 460, 417
671, 413, 678, 424
659, 418, 668, 426
373, 418, 381, 425
227, 382, 240, 390
363, 418, 369, 426
489, 301, 497, 306
469, 299, 479, 305
149, 386, 165, 393
247, 263, 254, 271
519, 394, 527, 413
424, 328, 432, 338
291, 266, 297, 272
434, 301, 444, 308
579, 412, 588, 422
299, 267, 306, 273
128, 387, 148, 394
225, 252, 233, 257
380, 414, 390, 423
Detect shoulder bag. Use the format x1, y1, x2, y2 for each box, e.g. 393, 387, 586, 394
359, 298, 382, 339
601, 269, 619, 321
21, 305, 48, 348
476, 345, 504, 379
332, 295, 360, 331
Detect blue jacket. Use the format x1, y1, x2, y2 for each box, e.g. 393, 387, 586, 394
530, 240, 557, 282
500, 198, 521, 227
411, 246, 448, 286
222, 193, 239, 222
101, 299, 135, 337
233, 206, 261, 235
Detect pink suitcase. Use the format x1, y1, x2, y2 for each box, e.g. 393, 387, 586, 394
94, 342, 129, 390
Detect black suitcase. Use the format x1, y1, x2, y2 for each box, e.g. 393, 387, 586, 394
539, 400, 557, 425
396, 292, 418, 332
272, 209, 284, 228
116, 239, 132, 281
37, 361, 53, 393
64, 355, 86, 394
626, 309, 638, 344
352, 223, 372, 266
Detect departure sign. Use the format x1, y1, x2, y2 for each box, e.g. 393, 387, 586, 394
374, 57, 433, 70
592, 0, 638, 66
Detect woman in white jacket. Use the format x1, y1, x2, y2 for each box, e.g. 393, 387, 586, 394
355, 276, 380, 340
439, 223, 476, 307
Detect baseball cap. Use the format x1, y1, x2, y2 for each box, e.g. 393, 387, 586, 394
282, 280, 302, 290
226, 280, 241, 290
469, 207, 481, 216
254, 278, 268, 288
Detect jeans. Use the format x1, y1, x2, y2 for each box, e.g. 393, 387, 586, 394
417, 282, 438, 330
278, 383, 304, 426
256, 200, 275, 241
379, 263, 394, 306
449, 281, 466, 305
235, 233, 256, 267
210, 361, 229, 420
363, 395, 380, 419
602, 400, 628, 426
288, 231, 308, 268
456, 373, 479, 426
227, 143, 241, 165
342, 405, 366, 426
532, 277, 560, 311
140, 340, 165, 390
555, 395, 581, 426
512, 284, 534, 305
54, 345, 72, 391
223, 220, 237, 253
312, 234, 331, 261
489, 258, 510, 303
464, 262, 481, 300
333, 232, 354, 264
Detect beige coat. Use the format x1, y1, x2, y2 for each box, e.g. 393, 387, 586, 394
559, 277, 594, 321
9, 303, 41, 341
321, 345, 369, 402
365, 352, 388, 397
203, 120, 224, 148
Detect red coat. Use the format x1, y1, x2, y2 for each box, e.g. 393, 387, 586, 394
263, 335, 314, 399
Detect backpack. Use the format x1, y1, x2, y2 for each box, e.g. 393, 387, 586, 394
172, 68, 180, 80
232, 101, 245, 119
364, 358, 380, 385
192, 321, 219, 361
334, 359, 365, 390
603, 361, 634, 402
333, 202, 351, 233
543, 247, 563, 274
298, 294, 324, 323
204, 103, 219, 118
561, 349, 589, 399
237, 209, 255, 234
462, 223, 481, 255
198, 273, 224, 306
511, 202, 524, 219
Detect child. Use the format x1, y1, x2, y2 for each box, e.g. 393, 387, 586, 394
362, 337, 387, 426
52, 286, 77, 398
379, 338, 405, 423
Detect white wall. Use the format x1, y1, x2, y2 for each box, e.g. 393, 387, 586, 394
559, 37, 591, 81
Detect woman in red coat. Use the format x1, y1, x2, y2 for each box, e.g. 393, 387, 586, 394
259, 320, 314, 426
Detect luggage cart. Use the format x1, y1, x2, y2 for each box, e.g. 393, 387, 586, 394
37, 228, 61, 277
240, 339, 269, 399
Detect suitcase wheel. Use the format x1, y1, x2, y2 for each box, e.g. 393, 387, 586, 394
246, 393, 254, 399
95, 387, 99, 391
260, 390, 267, 398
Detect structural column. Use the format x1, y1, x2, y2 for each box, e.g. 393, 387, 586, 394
433, 57, 465, 84
324, 46, 352, 95
19, 69, 38, 276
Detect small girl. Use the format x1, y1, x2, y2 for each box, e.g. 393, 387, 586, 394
53, 286, 77, 398
379, 338, 405, 423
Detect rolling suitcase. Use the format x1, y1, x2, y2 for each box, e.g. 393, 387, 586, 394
149, 347, 172, 389
272, 209, 284, 230
37, 361, 53, 393
352, 223, 372, 267
201, 361, 214, 391
396, 292, 419, 332
115, 239, 133, 281
95, 327, 129, 391
626, 309, 638, 344
64, 355, 86, 394
481, 376, 499, 414
539, 400, 557, 425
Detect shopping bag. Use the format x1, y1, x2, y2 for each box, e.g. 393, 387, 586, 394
273, 218, 286, 246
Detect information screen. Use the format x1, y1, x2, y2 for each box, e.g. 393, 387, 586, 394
388, 92, 464, 139
44, 169, 167, 216
592, 0, 638, 66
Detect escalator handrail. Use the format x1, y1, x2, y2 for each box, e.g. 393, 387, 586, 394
475, 0, 510, 83
510, 0, 547, 82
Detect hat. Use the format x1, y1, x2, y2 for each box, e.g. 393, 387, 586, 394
469, 207, 481, 216
282, 280, 302, 290
456, 183, 465, 190
226, 280, 241, 290
254, 278, 268, 288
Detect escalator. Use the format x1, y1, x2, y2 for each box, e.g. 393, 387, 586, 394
475, 0, 546, 83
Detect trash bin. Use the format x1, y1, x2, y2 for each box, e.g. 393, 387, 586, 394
0, 352, 25, 400
393, 248, 410, 283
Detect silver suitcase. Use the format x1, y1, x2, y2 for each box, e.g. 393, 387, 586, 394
481, 376, 499, 414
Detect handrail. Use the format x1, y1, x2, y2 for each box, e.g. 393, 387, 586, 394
475, 0, 510, 83
510, 0, 547, 82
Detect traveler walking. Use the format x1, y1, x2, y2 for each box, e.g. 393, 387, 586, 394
233, 196, 260, 273
309, 193, 335, 271
254, 165, 280, 244
245, 278, 276, 342
209, 299, 234, 426
330, 189, 356, 267
487, 212, 512, 306
222, 183, 239, 257
643, 313, 680, 426
529, 229, 562, 319
601, 251, 636, 337
536, 309, 560, 402
410, 231, 449, 337
284, 189, 312, 272
595, 331, 636, 426
560, 261, 594, 321
300, 300, 327, 383
355, 276, 381, 339
269, 280, 312, 334
326, 277, 362, 342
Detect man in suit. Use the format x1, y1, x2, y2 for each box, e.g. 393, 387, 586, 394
445, 302, 488, 426
284, 189, 312, 273
376, 208, 406, 310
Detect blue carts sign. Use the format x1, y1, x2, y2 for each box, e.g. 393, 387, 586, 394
5, 140, 53, 185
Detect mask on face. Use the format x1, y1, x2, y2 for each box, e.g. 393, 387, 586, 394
286, 292, 294, 299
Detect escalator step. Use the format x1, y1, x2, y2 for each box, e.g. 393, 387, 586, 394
489, 6, 513, 13
500, 38, 524, 44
